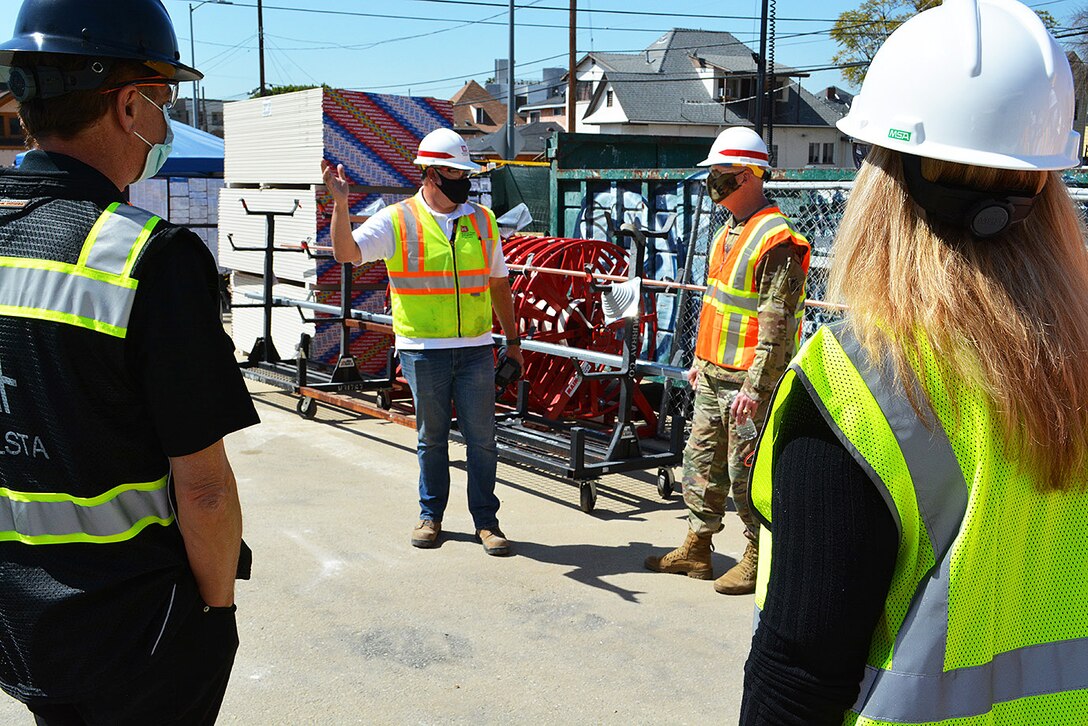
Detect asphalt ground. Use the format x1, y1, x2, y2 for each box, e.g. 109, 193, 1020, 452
0, 382, 756, 725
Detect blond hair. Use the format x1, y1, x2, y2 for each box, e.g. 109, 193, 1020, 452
828, 146, 1088, 491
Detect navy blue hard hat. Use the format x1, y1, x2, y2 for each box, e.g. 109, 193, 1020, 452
0, 0, 201, 82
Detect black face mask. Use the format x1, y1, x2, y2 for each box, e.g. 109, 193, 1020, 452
433, 170, 472, 205
706, 168, 743, 204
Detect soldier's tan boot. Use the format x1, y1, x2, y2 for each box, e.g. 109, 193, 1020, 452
714, 541, 758, 595
644, 530, 714, 580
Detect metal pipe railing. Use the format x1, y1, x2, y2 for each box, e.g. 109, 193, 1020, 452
241, 291, 690, 380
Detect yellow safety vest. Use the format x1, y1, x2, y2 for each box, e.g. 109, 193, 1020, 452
750, 324, 1088, 724
386, 193, 497, 339
0, 202, 173, 544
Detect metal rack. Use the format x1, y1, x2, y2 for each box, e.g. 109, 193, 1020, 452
228, 198, 403, 414
462, 221, 688, 513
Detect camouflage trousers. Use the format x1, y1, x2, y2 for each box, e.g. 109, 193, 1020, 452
682, 371, 768, 541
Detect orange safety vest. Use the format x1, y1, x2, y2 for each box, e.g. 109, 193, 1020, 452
695, 206, 810, 370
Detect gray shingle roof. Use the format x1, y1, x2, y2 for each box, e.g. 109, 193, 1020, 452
586, 29, 844, 129
467, 121, 563, 156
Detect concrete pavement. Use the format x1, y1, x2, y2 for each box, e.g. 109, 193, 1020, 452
0, 383, 757, 725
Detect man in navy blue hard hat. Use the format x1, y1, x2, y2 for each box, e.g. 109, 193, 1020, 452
0, 1, 258, 723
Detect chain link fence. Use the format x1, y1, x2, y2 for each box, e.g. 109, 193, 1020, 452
664, 181, 1088, 421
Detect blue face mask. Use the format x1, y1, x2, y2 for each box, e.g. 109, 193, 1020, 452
133, 92, 173, 183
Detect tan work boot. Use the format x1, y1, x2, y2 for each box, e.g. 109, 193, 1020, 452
476, 527, 511, 556
411, 519, 441, 549
644, 529, 714, 580
714, 541, 758, 595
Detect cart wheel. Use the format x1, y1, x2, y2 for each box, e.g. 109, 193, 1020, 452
376, 389, 393, 411
579, 480, 597, 514
296, 397, 318, 420
656, 467, 675, 499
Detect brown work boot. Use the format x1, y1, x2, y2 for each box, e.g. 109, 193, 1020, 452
714, 541, 758, 595
644, 529, 714, 580
476, 527, 511, 556
411, 519, 441, 549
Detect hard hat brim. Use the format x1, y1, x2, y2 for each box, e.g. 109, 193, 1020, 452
414, 157, 483, 173
0, 37, 202, 82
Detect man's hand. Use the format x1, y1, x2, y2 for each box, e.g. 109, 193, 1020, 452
507, 344, 525, 369
686, 367, 699, 391
321, 160, 350, 206
731, 390, 759, 424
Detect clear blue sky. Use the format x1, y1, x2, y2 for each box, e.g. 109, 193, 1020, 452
0, 0, 1081, 103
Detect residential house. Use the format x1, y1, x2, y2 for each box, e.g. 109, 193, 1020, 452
0, 91, 26, 167
450, 80, 512, 139
467, 120, 565, 162
567, 29, 851, 169
1070, 52, 1088, 164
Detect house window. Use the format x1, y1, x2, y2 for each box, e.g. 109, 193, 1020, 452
474, 107, 488, 125
808, 142, 820, 164
576, 81, 593, 101
529, 111, 540, 123
0, 114, 22, 147
822, 143, 835, 164
606, 89, 614, 107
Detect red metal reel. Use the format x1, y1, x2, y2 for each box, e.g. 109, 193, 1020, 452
502, 235, 658, 429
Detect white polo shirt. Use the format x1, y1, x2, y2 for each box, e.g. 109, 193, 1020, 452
352, 194, 508, 350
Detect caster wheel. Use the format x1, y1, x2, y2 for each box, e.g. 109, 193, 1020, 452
376, 389, 392, 411
579, 480, 598, 514
656, 467, 675, 499
296, 397, 318, 420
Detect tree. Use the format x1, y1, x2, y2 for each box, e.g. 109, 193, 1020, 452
832, 0, 1058, 87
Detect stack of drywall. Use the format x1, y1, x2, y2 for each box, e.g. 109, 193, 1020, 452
131, 176, 224, 268
220, 88, 453, 372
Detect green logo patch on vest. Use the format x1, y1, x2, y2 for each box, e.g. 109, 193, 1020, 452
888, 128, 913, 142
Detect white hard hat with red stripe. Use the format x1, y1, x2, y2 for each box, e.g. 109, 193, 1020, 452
413, 127, 482, 172
697, 126, 770, 168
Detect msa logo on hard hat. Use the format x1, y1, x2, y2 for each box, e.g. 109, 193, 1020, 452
888, 128, 913, 143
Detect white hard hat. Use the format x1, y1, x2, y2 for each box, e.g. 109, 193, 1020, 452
697, 127, 770, 168
413, 128, 482, 172
838, 0, 1080, 171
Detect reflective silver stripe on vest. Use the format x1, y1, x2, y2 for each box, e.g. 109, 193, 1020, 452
0, 263, 136, 331
0, 476, 173, 544
0, 203, 158, 337
389, 271, 490, 291
853, 638, 1088, 722
795, 325, 1084, 721
703, 284, 759, 313
396, 200, 425, 273
727, 214, 789, 289
82, 203, 158, 274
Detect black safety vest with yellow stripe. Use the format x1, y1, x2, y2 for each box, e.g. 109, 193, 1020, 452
0, 195, 189, 700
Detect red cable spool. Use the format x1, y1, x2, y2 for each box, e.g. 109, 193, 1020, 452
502, 235, 659, 430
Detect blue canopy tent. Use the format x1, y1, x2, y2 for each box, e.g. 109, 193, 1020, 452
15, 121, 224, 176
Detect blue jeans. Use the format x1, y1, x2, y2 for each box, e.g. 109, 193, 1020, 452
399, 345, 500, 530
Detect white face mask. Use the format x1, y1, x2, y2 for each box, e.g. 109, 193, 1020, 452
133, 92, 173, 183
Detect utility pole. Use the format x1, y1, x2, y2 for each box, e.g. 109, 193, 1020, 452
506, 0, 516, 160
188, 1, 232, 129
189, 3, 198, 127
567, 0, 576, 132
258, 0, 267, 97
753, 0, 769, 137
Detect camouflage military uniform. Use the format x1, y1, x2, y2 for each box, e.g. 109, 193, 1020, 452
683, 228, 809, 541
